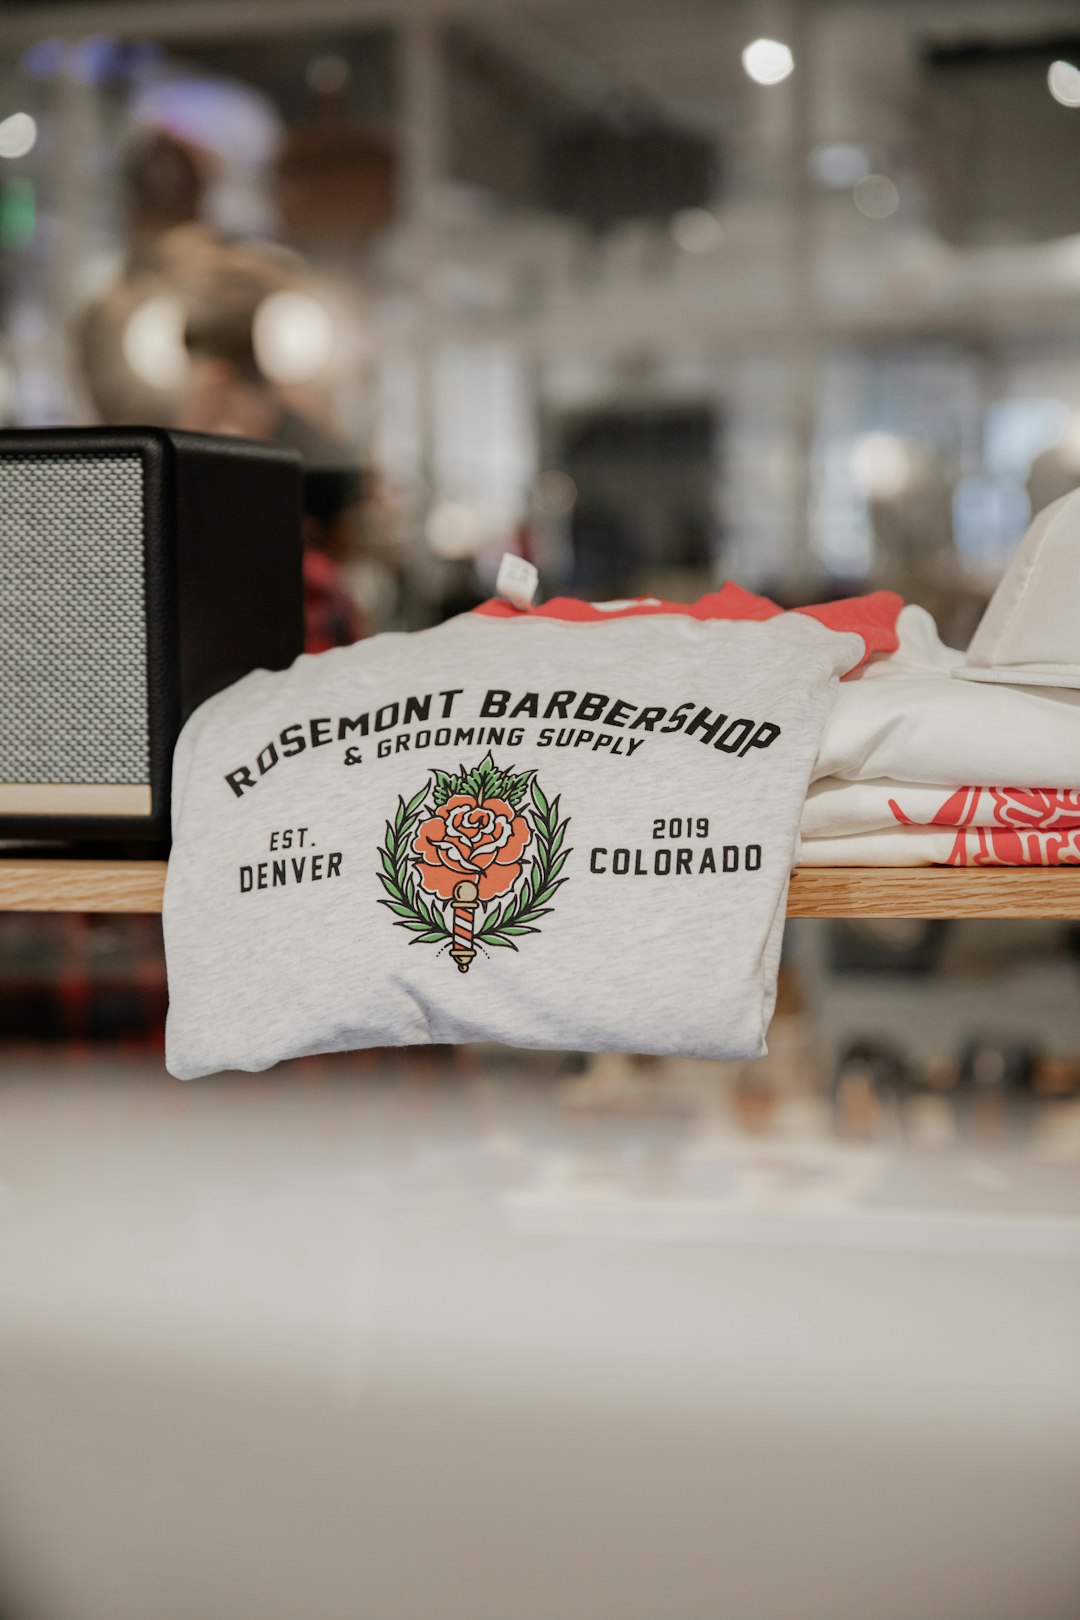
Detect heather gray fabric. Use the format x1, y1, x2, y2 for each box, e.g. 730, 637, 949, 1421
164, 612, 859, 1078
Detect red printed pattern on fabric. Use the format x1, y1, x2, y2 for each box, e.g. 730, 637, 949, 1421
947, 828, 1080, 866
888, 785, 1080, 865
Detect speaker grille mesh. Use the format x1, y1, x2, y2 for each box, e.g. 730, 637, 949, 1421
0, 453, 150, 784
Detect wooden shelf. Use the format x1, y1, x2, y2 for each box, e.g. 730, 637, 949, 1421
1, 859, 1079, 918
0, 859, 167, 913
788, 866, 1080, 920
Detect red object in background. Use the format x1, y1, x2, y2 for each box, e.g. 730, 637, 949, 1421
277, 124, 395, 248
303, 549, 366, 654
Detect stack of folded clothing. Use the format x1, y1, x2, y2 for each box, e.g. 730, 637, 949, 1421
802, 490, 1080, 866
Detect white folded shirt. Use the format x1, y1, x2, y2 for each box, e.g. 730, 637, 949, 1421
800, 825, 1080, 866
813, 605, 1080, 787
800, 828, 957, 865
802, 779, 1080, 839
164, 608, 862, 1078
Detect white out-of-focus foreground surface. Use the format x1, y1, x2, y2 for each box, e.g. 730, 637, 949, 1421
0, 1050, 1079, 1620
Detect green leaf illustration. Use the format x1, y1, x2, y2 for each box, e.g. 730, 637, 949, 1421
475, 774, 571, 952
375, 782, 452, 943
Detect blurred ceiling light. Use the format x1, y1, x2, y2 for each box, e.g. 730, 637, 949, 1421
252, 290, 334, 386
741, 38, 794, 86
809, 143, 870, 189
853, 173, 900, 219
121, 294, 189, 390
425, 501, 485, 560
0, 113, 37, 161
534, 470, 577, 516
671, 207, 723, 253
306, 53, 351, 96
851, 433, 913, 500
1048, 59, 1080, 108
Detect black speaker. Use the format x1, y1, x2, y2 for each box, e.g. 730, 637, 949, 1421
0, 426, 304, 843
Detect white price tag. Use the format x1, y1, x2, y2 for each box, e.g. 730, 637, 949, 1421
495, 552, 539, 609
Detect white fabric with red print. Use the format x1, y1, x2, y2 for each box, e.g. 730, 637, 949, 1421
803, 602, 1080, 866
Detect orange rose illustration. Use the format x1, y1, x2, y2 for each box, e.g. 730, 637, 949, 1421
412, 793, 532, 901
378, 757, 570, 974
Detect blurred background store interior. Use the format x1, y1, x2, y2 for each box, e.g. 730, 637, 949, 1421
7, 0, 1080, 630
2, 3, 1080, 1617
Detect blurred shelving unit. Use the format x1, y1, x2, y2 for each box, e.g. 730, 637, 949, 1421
0, 859, 1079, 917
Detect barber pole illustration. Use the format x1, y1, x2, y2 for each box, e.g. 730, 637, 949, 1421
377, 754, 572, 975
450, 880, 479, 972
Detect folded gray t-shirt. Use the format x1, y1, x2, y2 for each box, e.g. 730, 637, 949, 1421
164, 610, 860, 1077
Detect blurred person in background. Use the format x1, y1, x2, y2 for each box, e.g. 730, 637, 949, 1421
76, 130, 207, 429
76, 133, 371, 654
173, 225, 368, 651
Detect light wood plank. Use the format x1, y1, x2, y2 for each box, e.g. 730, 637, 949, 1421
0, 860, 167, 914
1, 860, 1080, 919
788, 866, 1080, 920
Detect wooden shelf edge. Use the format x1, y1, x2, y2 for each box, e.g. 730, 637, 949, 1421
0, 860, 167, 913
1, 860, 1079, 919
787, 865, 1080, 920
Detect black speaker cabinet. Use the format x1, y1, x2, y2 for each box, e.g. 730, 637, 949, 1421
0, 427, 304, 843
